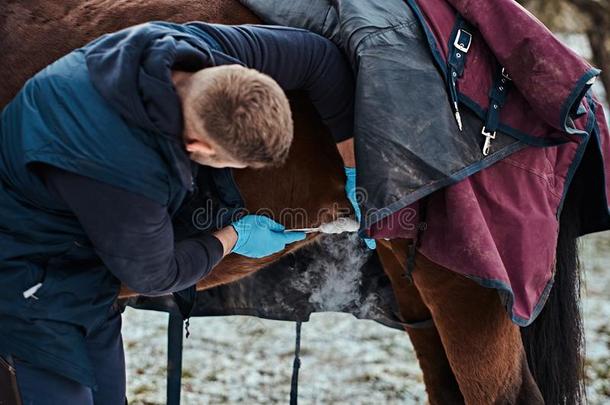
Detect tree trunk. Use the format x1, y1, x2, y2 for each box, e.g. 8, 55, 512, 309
571, 0, 610, 107
586, 25, 610, 107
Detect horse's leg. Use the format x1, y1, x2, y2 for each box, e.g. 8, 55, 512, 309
376, 240, 463, 404
411, 251, 543, 404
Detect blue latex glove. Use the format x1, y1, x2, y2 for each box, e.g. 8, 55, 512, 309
231, 215, 306, 258
344, 167, 376, 249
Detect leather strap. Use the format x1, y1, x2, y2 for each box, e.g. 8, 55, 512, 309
446, 16, 473, 131
481, 67, 512, 155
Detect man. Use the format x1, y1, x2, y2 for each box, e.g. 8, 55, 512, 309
0, 21, 372, 403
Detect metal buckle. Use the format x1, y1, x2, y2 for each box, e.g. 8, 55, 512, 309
501, 68, 511, 81
453, 29, 472, 53
481, 126, 496, 156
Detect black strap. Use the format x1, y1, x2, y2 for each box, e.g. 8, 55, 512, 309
166, 313, 184, 405
405, 242, 417, 282
172, 285, 197, 338
0, 355, 22, 405
481, 67, 512, 155
447, 16, 512, 157
448, 19, 472, 78
290, 321, 302, 405
403, 318, 435, 329
405, 197, 428, 281
446, 16, 473, 131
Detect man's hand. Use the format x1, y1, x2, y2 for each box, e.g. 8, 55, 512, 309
344, 166, 376, 250
229, 215, 306, 258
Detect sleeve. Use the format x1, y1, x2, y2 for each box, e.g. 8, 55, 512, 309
199, 23, 355, 142
42, 166, 224, 296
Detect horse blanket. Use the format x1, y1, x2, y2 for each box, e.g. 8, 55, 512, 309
237, 0, 610, 325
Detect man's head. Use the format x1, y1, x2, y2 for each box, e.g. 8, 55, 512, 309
176, 65, 293, 169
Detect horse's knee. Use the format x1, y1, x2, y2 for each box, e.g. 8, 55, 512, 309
406, 327, 465, 405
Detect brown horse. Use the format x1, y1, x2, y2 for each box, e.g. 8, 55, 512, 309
1, 1, 584, 404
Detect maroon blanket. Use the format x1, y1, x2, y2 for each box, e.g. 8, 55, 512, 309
370, 0, 609, 324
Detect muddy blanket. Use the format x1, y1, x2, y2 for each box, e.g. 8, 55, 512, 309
126, 233, 408, 330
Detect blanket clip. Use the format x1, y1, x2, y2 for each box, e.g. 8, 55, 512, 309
481, 127, 496, 156
23, 282, 43, 300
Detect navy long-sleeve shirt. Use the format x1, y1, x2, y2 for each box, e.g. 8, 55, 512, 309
43, 166, 224, 295
200, 24, 354, 141
42, 24, 355, 295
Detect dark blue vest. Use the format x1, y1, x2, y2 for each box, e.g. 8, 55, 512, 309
0, 30, 212, 387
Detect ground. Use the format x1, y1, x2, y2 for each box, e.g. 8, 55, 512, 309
123, 231, 610, 404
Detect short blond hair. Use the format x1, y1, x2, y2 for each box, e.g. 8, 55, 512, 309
189, 65, 293, 167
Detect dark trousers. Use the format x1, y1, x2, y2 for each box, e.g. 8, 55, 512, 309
12, 309, 126, 405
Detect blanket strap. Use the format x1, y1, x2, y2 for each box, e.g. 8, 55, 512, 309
481, 67, 512, 155
290, 321, 303, 405
167, 313, 184, 405
405, 196, 429, 281
447, 16, 473, 131
172, 285, 198, 338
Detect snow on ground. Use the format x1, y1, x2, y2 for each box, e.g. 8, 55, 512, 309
123, 306, 426, 404
123, 231, 610, 404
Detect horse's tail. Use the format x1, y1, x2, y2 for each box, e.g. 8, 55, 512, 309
521, 180, 585, 404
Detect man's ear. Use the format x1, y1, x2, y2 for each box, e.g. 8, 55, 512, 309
185, 137, 216, 156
